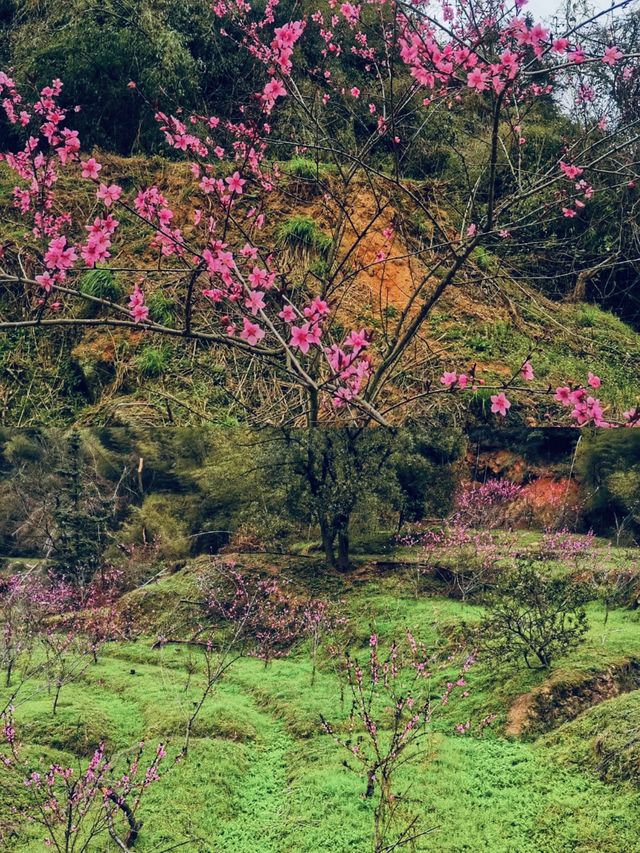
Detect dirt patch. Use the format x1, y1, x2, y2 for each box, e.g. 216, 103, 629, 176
506, 659, 640, 736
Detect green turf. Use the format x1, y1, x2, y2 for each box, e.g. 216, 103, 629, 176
2, 551, 639, 852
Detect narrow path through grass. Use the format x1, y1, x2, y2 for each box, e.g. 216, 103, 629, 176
212, 694, 294, 852
4, 573, 640, 852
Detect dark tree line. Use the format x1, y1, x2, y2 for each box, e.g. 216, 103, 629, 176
0, 425, 464, 574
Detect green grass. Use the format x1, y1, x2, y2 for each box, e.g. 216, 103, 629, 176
276, 215, 333, 259
135, 344, 173, 377
78, 268, 125, 305
543, 691, 640, 786
433, 289, 640, 415
146, 291, 177, 327
2, 548, 640, 851
574, 304, 633, 335
470, 245, 495, 272
286, 157, 327, 181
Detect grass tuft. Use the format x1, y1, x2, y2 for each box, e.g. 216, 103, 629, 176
277, 215, 333, 259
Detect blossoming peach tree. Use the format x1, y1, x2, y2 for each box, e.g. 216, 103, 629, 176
0, 572, 163, 850
0, 569, 136, 715
0, 0, 638, 428
154, 559, 343, 750
1, 708, 169, 852
398, 478, 523, 597
322, 633, 477, 852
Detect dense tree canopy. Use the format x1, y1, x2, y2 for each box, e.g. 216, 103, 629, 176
0, 0, 264, 152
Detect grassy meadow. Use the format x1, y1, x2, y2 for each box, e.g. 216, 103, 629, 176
2, 533, 640, 853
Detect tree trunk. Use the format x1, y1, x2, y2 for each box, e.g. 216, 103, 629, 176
106, 791, 142, 847
536, 650, 551, 669
319, 517, 337, 568
52, 681, 62, 715
336, 529, 351, 571
365, 768, 376, 798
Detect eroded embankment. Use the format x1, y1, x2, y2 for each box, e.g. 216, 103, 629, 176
507, 659, 640, 737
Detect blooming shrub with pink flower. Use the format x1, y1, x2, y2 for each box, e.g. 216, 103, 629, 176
322, 633, 477, 852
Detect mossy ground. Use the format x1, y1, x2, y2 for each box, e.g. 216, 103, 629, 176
2, 537, 640, 852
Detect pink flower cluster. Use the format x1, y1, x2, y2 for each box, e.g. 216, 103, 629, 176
199, 562, 340, 663
1, 708, 167, 850
438, 359, 617, 426
81, 213, 118, 267
1, 2, 637, 424
395, 5, 624, 103
134, 186, 184, 257
0, 78, 80, 297
128, 285, 149, 323
554, 376, 608, 426
455, 480, 524, 519
540, 527, 596, 564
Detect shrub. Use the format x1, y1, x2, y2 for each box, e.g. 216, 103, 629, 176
322, 634, 475, 852
1, 710, 168, 852
120, 494, 195, 560
517, 477, 583, 531
578, 431, 640, 541
536, 527, 596, 565
454, 480, 523, 528
197, 562, 309, 664
474, 561, 589, 669
2, 433, 43, 464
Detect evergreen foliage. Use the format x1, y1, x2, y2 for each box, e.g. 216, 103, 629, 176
50, 431, 110, 583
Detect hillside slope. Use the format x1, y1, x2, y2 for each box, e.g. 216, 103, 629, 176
3, 550, 640, 852
1, 156, 639, 427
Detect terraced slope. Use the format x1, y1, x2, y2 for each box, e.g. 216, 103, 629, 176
3, 556, 640, 852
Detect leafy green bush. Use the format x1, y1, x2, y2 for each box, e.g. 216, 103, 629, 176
5, 0, 263, 153
121, 493, 197, 559
474, 561, 589, 669
578, 431, 640, 540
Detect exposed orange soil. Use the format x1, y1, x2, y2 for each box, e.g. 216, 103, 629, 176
44, 157, 562, 418
507, 661, 640, 736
